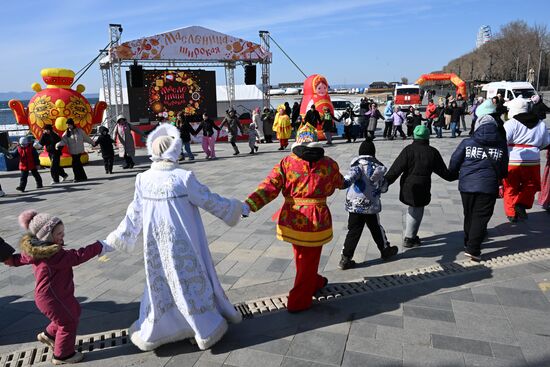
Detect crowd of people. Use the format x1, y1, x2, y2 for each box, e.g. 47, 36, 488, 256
0, 91, 549, 364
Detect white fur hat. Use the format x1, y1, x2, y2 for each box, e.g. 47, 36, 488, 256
505, 98, 530, 119
146, 123, 182, 162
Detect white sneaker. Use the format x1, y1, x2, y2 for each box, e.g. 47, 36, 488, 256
52, 351, 83, 365
60, 175, 67, 183
51, 181, 61, 185
37, 332, 55, 348
0, 190, 5, 197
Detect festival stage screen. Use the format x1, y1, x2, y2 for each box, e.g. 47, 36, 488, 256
127, 69, 217, 122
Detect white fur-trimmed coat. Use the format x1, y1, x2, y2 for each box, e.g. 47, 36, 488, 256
106, 161, 242, 351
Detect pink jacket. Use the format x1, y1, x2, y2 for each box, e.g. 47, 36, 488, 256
11, 234, 102, 301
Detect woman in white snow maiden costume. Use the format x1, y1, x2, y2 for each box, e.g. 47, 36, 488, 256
104, 123, 244, 351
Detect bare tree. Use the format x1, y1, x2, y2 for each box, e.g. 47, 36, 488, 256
442, 21, 550, 86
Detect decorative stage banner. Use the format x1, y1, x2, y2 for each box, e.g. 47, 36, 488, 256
127, 69, 217, 122
112, 26, 270, 62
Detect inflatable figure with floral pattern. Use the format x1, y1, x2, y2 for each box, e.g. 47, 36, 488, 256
9, 68, 107, 166
299, 74, 335, 140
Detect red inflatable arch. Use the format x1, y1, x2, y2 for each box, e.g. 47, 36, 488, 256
415, 73, 467, 99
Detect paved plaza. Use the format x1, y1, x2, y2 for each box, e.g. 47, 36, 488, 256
1, 126, 550, 366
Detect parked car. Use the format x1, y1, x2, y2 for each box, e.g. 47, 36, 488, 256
331, 99, 359, 120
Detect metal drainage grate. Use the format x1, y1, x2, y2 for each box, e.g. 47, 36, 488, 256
2, 247, 549, 365
0, 330, 129, 367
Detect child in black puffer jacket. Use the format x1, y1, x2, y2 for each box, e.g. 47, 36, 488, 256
93, 126, 115, 174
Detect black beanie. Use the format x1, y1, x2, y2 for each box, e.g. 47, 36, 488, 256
359, 139, 375, 156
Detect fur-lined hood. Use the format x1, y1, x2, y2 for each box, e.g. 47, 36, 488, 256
20, 233, 61, 260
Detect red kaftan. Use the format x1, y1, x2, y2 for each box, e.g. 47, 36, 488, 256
246, 153, 345, 247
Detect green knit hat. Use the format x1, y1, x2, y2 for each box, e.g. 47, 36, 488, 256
413, 125, 430, 140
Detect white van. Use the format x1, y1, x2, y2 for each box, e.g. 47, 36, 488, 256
481, 81, 537, 102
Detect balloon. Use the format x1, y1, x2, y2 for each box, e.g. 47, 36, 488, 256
8, 68, 107, 167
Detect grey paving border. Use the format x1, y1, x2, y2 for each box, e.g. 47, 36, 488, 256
2, 247, 550, 366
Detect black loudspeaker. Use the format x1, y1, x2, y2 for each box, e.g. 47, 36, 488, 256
129, 64, 144, 88
244, 64, 256, 85
0, 132, 8, 150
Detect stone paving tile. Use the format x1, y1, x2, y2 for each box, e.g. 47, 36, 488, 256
194, 348, 230, 365
454, 311, 518, 345
375, 325, 431, 347
514, 331, 550, 366
304, 320, 350, 336
247, 336, 291, 356
403, 304, 456, 323
494, 276, 545, 291
402, 316, 457, 337
0, 312, 49, 336
215, 259, 238, 275
286, 330, 347, 366
450, 299, 506, 318
406, 294, 453, 311
348, 320, 377, 339
194, 362, 224, 367
494, 286, 550, 312
431, 334, 493, 357
462, 353, 528, 367
402, 344, 465, 367
489, 342, 526, 362
280, 356, 335, 367
357, 312, 404, 329
502, 305, 550, 336
224, 348, 284, 367
445, 289, 475, 302
346, 334, 403, 360
472, 293, 501, 305
342, 350, 402, 367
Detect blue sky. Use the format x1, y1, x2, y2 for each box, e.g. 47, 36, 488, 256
1, 0, 549, 93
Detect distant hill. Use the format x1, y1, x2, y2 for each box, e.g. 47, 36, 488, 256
0, 91, 99, 101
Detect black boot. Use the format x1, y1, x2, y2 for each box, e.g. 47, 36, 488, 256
381, 246, 399, 260
514, 204, 528, 220
403, 237, 418, 248
338, 255, 356, 270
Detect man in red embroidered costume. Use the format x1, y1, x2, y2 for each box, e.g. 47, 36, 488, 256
245, 123, 345, 312
503, 98, 550, 222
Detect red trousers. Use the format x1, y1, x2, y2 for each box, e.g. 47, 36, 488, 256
287, 244, 326, 312
37, 295, 81, 359
279, 139, 288, 148
503, 165, 541, 217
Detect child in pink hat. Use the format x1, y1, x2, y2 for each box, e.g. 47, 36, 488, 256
6, 210, 111, 364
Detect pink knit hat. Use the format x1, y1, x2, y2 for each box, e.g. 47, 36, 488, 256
18, 210, 62, 241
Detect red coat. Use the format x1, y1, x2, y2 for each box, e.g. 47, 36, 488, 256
426, 102, 437, 119
17, 145, 37, 171
246, 153, 344, 247
11, 235, 102, 312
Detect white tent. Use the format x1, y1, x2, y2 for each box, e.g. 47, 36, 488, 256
216, 85, 263, 102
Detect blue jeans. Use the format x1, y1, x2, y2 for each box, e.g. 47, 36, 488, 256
450, 122, 457, 138
182, 142, 194, 159
434, 126, 443, 138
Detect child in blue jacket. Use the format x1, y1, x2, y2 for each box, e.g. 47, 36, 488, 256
340, 139, 398, 270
